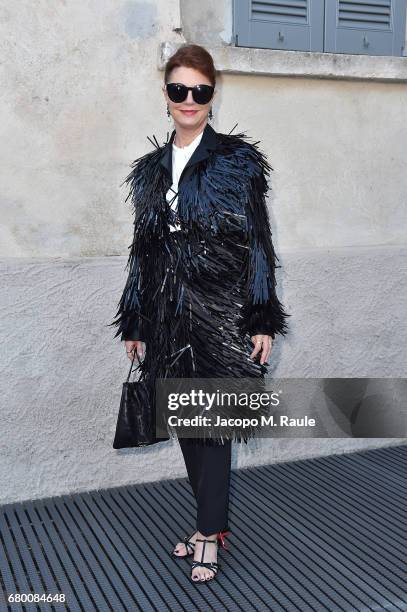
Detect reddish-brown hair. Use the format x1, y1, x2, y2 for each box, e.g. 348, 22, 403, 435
164, 44, 217, 86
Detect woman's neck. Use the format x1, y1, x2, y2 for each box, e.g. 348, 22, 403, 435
174, 122, 207, 148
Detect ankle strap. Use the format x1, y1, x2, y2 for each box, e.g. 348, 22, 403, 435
195, 538, 217, 544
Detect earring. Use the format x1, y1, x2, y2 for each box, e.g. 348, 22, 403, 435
208, 107, 213, 121
167, 104, 172, 123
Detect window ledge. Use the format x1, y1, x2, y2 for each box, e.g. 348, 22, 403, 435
158, 42, 407, 83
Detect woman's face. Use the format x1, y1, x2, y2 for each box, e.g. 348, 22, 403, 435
163, 66, 215, 131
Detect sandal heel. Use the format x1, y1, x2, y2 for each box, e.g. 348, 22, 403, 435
217, 530, 231, 550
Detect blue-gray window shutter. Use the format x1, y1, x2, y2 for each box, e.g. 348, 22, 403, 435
233, 0, 325, 51
325, 0, 407, 56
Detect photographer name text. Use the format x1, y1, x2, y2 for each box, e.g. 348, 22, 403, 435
167, 415, 316, 428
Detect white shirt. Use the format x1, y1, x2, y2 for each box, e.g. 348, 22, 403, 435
166, 130, 204, 232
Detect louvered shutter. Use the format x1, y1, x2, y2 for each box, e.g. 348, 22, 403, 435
233, 0, 325, 51
325, 0, 407, 55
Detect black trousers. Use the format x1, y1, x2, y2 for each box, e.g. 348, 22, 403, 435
179, 438, 232, 537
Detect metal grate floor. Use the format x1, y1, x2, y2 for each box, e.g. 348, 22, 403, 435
1, 444, 407, 612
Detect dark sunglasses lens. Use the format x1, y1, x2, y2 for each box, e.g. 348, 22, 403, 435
193, 85, 214, 104
167, 83, 214, 105
166, 83, 187, 103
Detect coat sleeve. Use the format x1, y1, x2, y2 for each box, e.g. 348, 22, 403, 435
109, 154, 150, 342
112, 225, 143, 342
238, 146, 290, 340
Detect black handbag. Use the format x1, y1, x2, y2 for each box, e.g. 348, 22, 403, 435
113, 349, 163, 449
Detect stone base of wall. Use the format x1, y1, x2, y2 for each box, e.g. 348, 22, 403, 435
1, 246, 405, 505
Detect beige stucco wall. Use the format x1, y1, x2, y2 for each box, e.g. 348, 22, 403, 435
1, 0, 182, 257
1, 1, 406, 505
1, 1, 406, 257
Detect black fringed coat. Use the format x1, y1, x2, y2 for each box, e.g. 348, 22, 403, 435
110, 122, 290, 438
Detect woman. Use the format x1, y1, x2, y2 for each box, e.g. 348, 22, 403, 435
111, 44, 289, 583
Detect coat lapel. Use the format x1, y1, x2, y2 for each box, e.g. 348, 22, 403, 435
159, 122, 218, 188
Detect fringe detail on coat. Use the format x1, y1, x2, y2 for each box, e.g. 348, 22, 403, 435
108, 125, 290, 443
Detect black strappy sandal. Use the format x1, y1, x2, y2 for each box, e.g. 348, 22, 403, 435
190, 531, 229, 583
171, 531, 197, 559
191, 537, 219, 583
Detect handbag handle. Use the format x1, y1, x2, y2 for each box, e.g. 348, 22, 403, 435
126, 348, 143, 383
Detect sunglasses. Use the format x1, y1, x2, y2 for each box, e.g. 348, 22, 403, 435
166, 82, 214, 105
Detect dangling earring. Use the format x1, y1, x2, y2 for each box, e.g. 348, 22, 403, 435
167, 104, 172, 123
208, 107, 213, 121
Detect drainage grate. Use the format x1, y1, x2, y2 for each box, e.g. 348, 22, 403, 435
1, 444, 407, 611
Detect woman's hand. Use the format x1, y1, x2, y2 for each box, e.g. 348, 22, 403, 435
250, 334, 272, 365
125, 340, 145, 361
